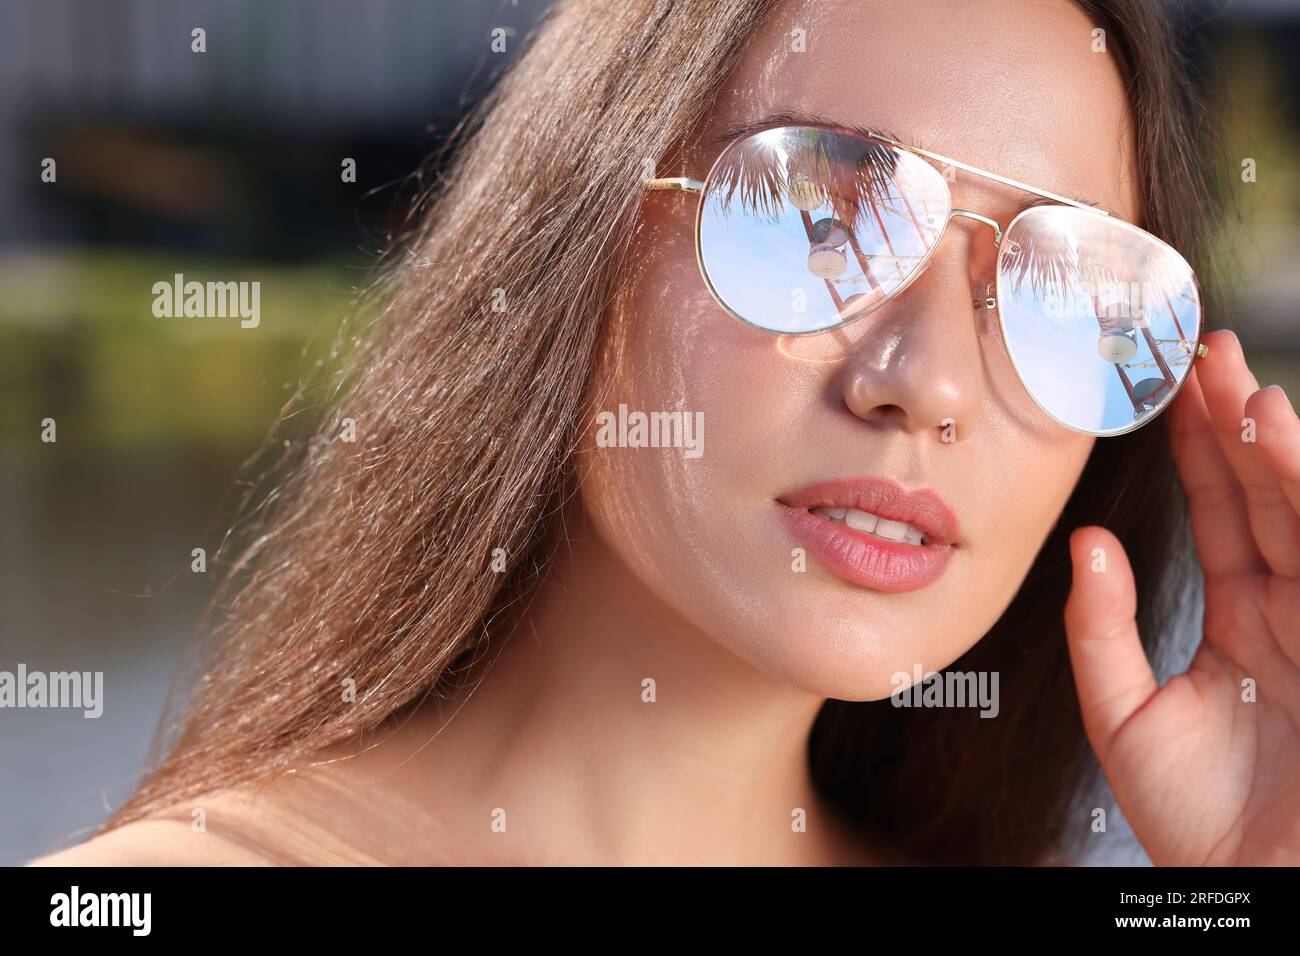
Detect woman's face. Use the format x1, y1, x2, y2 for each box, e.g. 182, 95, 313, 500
579, 0, 1139, 700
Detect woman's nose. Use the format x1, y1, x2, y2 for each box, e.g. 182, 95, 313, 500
838, 253, 985, 438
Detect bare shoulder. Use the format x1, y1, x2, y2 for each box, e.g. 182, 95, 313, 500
28, 815, 276, 867
28, 766, 427, 866
28, 786, 290, 866
28, 742, 451, 867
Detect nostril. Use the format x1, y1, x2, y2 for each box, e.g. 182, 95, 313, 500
863, 403, 907, 426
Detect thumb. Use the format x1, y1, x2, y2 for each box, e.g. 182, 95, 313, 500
1064, 526, 1158, 765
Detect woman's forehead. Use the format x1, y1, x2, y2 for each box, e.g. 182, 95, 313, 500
701, 0, 1140, 220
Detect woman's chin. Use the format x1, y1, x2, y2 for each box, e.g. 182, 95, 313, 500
707, 603, 979, 703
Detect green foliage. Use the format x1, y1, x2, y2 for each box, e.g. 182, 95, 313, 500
0, 249, 359, 456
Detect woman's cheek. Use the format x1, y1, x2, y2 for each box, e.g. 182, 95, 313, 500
975, 415, 1095, 607
580, 245, 788, 612
579, 206, 1098, 696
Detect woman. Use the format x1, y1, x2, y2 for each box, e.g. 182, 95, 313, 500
35, 0, 1300, 866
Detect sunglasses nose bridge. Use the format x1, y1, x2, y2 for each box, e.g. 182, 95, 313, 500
948, 209, 1004, 246
917, 210, 1002, 314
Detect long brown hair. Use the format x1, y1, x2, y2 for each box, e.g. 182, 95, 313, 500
107, 0, 1221, 865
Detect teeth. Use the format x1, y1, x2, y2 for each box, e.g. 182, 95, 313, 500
810, 507, 928, 545
874, 518, 909, 542
844, 509, 877, 533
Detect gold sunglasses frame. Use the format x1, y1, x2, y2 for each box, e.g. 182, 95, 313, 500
643, 124, 1207, 437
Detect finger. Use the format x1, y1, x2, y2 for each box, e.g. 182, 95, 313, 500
1064, 526, 1158, 765
1197, 329, 1300, 576
1248, 384, 1300, 517
1168, 363, 1267, 578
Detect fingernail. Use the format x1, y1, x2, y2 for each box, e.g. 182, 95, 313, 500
1212, 328, 1241, 352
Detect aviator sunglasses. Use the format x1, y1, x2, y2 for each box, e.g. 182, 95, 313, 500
645, 123, 1206, 437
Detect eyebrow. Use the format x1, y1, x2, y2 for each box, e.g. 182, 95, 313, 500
715, 110, 1107, 213
716, 110, 900, 148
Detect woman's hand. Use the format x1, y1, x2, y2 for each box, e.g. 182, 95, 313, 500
1064, 329, 1300, 865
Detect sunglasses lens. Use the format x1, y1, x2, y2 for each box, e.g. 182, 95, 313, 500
997, 206, 1202, 435
697, 126, 950, 334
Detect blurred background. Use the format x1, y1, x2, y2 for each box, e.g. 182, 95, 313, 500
1, 0, 1297, 866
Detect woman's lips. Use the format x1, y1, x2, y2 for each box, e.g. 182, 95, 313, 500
776, 477, 959, 592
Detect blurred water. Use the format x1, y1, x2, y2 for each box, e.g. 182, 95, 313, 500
0, 453, 227, 864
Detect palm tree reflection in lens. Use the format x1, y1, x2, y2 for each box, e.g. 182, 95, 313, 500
997, 206, 1201, 435
699, 126, 949, 334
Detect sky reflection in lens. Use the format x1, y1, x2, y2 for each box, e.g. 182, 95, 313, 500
699, 126, 949, 334
997, 206, 1201, 435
